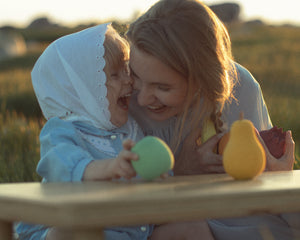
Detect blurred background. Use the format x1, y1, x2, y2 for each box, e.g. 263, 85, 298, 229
0, 0, 299, 182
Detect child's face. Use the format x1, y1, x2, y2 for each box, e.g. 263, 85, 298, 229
105, 63, 133, 127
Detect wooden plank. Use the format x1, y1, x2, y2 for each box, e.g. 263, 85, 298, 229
0, 171, 300, 228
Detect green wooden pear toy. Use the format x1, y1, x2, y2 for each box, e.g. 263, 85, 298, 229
131, 136, 174, 181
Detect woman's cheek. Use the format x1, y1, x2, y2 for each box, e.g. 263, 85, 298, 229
162, 92, 186, 108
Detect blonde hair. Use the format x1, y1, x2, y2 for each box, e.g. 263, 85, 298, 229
104, 25, 129, 72
127, 0, 237, 152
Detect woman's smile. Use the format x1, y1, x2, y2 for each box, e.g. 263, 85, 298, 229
147, 104, 165, 110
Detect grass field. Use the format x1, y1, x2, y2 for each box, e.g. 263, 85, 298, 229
0, 22, 299, 182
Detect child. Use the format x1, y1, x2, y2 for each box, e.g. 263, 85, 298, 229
16, 23, 153, 240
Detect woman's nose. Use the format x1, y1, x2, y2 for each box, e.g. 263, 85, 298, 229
137, 87, 155, 106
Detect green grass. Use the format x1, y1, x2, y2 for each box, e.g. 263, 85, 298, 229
0, 23, 299, 182
0, 69, 43, 182
0, 110, 43, 182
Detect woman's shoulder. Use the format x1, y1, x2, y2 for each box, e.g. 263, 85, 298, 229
234, 62, 260, 90
224, 63, 272, 130
231, 63, 264, 104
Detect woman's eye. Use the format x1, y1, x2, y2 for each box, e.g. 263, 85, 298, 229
158, 85, 171, 91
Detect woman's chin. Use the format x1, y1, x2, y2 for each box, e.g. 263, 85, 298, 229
145, 108, 174, 122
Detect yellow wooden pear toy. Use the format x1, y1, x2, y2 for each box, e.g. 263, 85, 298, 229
223, 113, 266, 180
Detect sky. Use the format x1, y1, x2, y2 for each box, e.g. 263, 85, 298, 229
1, 0, 300, 28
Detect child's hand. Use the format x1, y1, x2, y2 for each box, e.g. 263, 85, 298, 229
82, 139, 139, 181
107, 139, 139, 180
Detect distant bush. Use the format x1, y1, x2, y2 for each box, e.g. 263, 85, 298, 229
0, 53, 40, 71
18, 27, 81, 44
15, 21, 128, 44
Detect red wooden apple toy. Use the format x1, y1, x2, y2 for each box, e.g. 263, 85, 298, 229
259, 126, 286, 158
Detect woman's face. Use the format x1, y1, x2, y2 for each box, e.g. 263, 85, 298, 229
105, 64, 133, 127
129, 47, 188, 121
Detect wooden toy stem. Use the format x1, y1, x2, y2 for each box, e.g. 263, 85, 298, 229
239, 112, 244, 120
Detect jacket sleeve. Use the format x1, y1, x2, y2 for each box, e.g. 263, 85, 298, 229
15, 223, 49, 240
36, 117, 94, 182
222, 63, 273, 131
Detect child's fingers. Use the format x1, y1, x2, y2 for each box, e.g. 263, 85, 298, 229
118, 161, 137, 179
122, 139, 135, 150
119, 150, 139, 161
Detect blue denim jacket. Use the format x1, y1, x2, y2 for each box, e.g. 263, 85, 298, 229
16, 117, 153, 240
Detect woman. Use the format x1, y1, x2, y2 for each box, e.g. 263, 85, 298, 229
126, 0, 295, 239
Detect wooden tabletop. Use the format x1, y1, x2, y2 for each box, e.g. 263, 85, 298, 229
1, 171, 300, 229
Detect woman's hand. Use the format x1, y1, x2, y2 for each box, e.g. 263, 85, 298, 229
173, 130, 225, 175
258, 130, 295, 171
83, 139, 138, 181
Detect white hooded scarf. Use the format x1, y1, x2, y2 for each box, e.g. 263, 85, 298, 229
31, 23, 117, 130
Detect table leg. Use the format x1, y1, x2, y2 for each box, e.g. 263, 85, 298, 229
72, 228, 104, 240
0, 221, 12, 240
